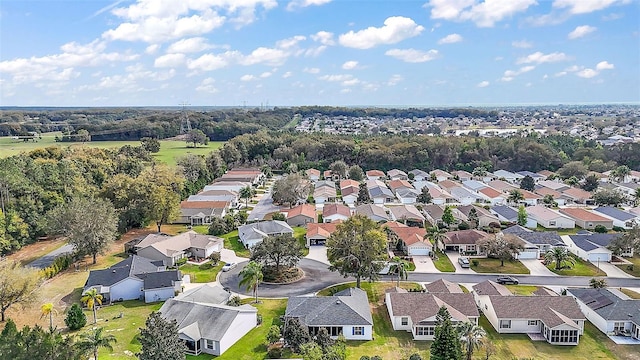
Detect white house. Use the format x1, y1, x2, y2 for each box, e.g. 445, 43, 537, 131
238, 221, 294, 248
285, 287, 373, 340
526, 205, 575, 229
340, 180, 361, 205
563, 233, 628, 262
478, 187, 507, 206
592, 207, 640, 229
203, 181, 251, 194
450, 187, 482, 205
160, 298, 257, 356
493, 170, 524, 184
502, 225, 566, 259
568, 288, 640, 341
323, 203, 351, 223
135, 231, 223, 266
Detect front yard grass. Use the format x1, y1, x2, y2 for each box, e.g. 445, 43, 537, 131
180, 261, 225, 283
432, 251, 456, 272
616, 255, 640, 277
546, 256, 600, 276
471, 257, 530, 274
504, 284, 539, 295
619, 288, 640, 299
220, 230, 251, 258
293, 226, 309, 256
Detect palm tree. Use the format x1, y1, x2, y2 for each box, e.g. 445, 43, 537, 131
634, 188, 640, 206
543, 247, 575, 271
81, 288, 103, 324
239, 261, 263, 303
428, 227, 447, 252
240, 185, 255, 208
458, 322, 486, 360
507, 189, 525, 205
40, 302, 57, 332
612, 165, 630, 183
390, 257, 409, 287
589, 278, 607, 288
76, 327, 117, 360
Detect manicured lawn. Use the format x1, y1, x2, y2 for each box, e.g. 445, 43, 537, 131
80, 300, 163, 360
192, 225, 209, 234
616, 255, 640, 277
180, 261, 225, 283
546, 256, 600, 276
152, 141, 224, 166
619, 288, 640, 299
504, 284, 539, 295
471, 258, 530, 274
536, 225, 578, 236
432, 251, 456, 272
293, 226, 309, 256
220, 230, 251, 258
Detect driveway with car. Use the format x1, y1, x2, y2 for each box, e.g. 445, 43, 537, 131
446, 251, 476, 274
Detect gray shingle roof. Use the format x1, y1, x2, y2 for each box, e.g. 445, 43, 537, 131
491, 205, 518, 221
502, 226, 564, 246
285, 287, 372, 326
388, 292, 478, 325
569, 288, 640, 323
85, 255, 165, 288
472, 280, 512, 296
568, 233, 622, 251
424, 279, 463, 294
176, 283, 231, 305
593, 207, 636, 221
489, 295, 584, 328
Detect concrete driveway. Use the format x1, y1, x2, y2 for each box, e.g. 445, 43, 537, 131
412, 255, 440, 273
446, 252, 476, 274
220, 248, 249, 265
520, 259, 558, 276
306, 246, 330, 265
592, 261, 634, 278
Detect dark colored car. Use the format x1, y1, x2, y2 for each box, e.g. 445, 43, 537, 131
496, 276, 519, 285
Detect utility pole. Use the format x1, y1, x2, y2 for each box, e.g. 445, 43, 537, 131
179, 101, 191, 134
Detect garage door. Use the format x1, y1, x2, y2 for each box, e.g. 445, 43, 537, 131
518, 249, 538, 260
409, 247, 431, 256
588, 253, 610, 262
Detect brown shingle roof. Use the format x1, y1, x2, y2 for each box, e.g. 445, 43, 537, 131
562, 187, 593, 200
323, 203, 351, 218
424, 279, 463, 294
180, 200, 229, 209
472, 280, 512, 296
443, 229, 491, 245
489, 296, 584, 328
388, 292, 478, 325
287, 204, 316, 219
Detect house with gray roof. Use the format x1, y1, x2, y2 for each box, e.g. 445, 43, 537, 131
592, 207, 640, 229
502, 225, 566, 259
450, 187, 482, 205
355, 204, 390, 222
285, 287, 373, 340
175, 283, 231, 305
385, 287, 479, 340
159, 298, 257, 356
238, 220, 294, 248
135, 231, 223, 266
568, 288, 640, 342
84, 255, 182, 303
409, 169, 430, 182
491, 205, 538, 228
564, 232, 627, 262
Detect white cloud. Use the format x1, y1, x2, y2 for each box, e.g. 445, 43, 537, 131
554, 71, 567, 77
240, 74, 257, 81
196, 77, 218, 93
286, 0, 332, 11
154, 53, 186, 67
310, 31, 335, 45
438, 33, 463, 44
577, 68, 598, 78
342, 78, 360, 86
501, 65, 535, 81
512, 40, 532, 48
304, 46, 327, 57
167, 37, 212, 53
553, 0, 628, 14
517, 51, 570, 64
568, 25, 597, 39
596, 60, 614, 70
477, 80, 490, 87
239, 47, 289, 66
260, 71, 272, 78
387, 74, 403, 86
342, 61, 359, 70
303, 67, 320, 74
187, 53, 230, 71
282, 71, 293, 78
276, 35, 306, 49
319, 74, 353, 82
145, 44, 161, 54
385, 48, 439, 63
426, 0, 537, 27
338, 16, 424, 49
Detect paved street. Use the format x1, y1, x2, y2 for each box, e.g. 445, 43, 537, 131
27, 243, 75, 269
247, 188, 282, 221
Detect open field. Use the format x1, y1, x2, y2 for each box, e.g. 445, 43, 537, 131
0, 133, 224, 166
471, 257, 531, 274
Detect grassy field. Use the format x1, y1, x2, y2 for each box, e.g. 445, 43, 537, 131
616, 255, 640, 277
432, 252, 456, 272
471, 258, 530, 274
546, 256, 601, 276
180, 261, 226, 283
0, 133, 224, 166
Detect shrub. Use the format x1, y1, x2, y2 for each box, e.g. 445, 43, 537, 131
593, 225, 608, 234
65, 303, 87, 330
198, 262, 213, 270
175, 258, 187, 266
267, 343, 283, 359
271, 212, 286, 221
257, 313, 263, 325
409, 354, 423, 360
457, 222, 470, 230
209, 252, 221, 264
472, 259, 479, 267
613, 226, 625, 232
627, 264, 634, 271
226, 296, 241, 307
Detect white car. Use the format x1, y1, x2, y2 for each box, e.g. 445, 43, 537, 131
222, 262, 237, 272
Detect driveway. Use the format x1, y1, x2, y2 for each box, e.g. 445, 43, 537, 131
446, 252, 476, 274
593, 261, 634, 278
220, 248, 249, 264
306, 246, 330, 265
412, 255, 440, 273
27, 244, 75, 269
520, 259, 557, 276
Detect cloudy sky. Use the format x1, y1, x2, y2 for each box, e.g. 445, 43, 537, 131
0, 0, 638, 107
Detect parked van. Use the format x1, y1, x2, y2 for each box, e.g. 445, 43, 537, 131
458, 257, 470, 268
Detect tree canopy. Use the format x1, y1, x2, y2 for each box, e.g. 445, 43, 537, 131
137, 312, 186, 360
479, 234, 524, 266
272, 173, 310, 207
250, 234, 304, 273
430, 306, 462, 360
0, 261, 42, 322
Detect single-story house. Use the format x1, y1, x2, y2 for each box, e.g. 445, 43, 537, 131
457, 205, 500, 228
520, 189, 543, 206
422, 204, 468, 228
367, 180, 395, 204
389, 179, 414, 192
409, 169, 430, 182
84, 255, 182, 304
487, 180, 518, 193
238, 221, 294, 248
493, 170, 524, 184
385, 288, 479, 340
453, 170, 473, 182
388, 169, 408, 180
490, 205, 537, 228
323, 203, 351, 223
517, 171, 545, 183
388, 205, 425, 226
203, 181, 252, 194
395, 188, 419, 204
286, 204, 316, 227
440, 229, 491, 255
538, 180, 570, 192
414, 184, 454, 205
355, 204, 390, 222
478, 187, 507, 206
159, 298, 257, 356
437, 180, 462, 193
568, 288, 640, 341
366, 170, 386, 181
450, 187, 483, 206
178, 201, 229, 225
218, 168, 264, 185
306, 168, 321, 181
340, 186, 360, 205
592, 207, 640, 229
558, 208, 614, 230
534, 187, 568, 207
526, 205, 575, 229
561, 187, 594, 205
135, 231, 223, 266
386, 225, 431, 256
502, 225, 565, 259
306, 222, 339, 246
461, 180, 487, 192
176, 283, 231, 305
473, 283, 585, 345
424, 279, 463, 294
430, 169, 453, 182
285, 287, 373, 340
188, 190, 239, 208
564, 232, 628, 262
314, 185, 337, 204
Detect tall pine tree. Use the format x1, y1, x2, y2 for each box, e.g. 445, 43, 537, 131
137, 312, 186, 360
430, 306, 462, 360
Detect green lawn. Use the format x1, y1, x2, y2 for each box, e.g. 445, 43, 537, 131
619, 288, 640, 299
180, 261, 225, 283
471, 258, 530, 274
293, 226, 309, 256
504, 284, 539, 295
0, 133, 224, 166
81, 301, 162, 360
546, 256, 601, 276
616, 255, 640, 277
535, 225, 579, 236
220, 230, 250, 258
432, 251, 456, 272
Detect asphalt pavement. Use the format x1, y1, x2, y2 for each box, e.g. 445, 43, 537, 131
247, 189, 281, 222
27, 243, 75, 269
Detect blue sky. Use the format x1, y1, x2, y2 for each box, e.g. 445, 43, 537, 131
0, 0, 638, 107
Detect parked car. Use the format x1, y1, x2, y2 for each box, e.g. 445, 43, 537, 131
222, 262, 237, 272
458, 257, 470, 268
496, 276, 519, 285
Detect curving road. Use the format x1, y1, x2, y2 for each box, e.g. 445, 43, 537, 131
220, 259, 640, 298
